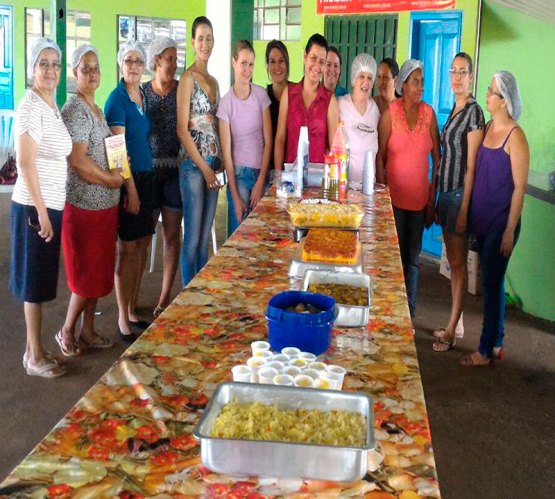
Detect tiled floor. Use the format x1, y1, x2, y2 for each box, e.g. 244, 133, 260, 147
0, 189, 553, 498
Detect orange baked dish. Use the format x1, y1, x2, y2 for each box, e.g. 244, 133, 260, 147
302, 229, 359, 265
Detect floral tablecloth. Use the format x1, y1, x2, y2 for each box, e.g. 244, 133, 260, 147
0, 189, 439, 498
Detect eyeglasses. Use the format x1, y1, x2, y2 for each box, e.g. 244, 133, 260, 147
449, 69, 469, 77
79, 65, 100, 75
123, 58, 144, 67
37, 60, 62, 72
487, 86, 504, 98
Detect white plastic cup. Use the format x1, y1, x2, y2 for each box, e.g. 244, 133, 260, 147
326, 365, 346, 389
308, 361, 327, 372
283, 365, 302, 377
231, 365, 252, 383
257, 350, 273, 360
321, 371, 342, 390
313, 378, 332, 389
270, 354, 290, 363
281, 347, 301, 358
362, 150, 375, 195
299, 352, 317, 362
258, 366, 279, 384
251, 341, 271, 357
302, 368, 321, 380
265, 360, 285, 373
247, 356, 267, 383
289, 358, 308, 369
273, 374, 294, 386
294, 374, 314, 388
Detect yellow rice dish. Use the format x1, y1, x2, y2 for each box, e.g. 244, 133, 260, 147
211, 400, 366, 447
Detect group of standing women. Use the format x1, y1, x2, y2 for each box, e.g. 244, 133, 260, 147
9, 23, 528, 377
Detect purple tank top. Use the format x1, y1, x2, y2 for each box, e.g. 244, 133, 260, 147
470, 126, 517, 237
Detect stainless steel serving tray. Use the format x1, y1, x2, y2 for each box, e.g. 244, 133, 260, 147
289, 239, 363, 278
193, 382, 374, 482
303, 270, 372, 328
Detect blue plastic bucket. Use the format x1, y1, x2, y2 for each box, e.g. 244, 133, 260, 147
266, 291, 336, 355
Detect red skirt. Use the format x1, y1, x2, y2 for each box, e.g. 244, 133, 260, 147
62, 202, 118, 298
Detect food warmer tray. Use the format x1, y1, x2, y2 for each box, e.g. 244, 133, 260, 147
289, 239, 363, 278
193, 382, 374, 481
302, 270, 372, 328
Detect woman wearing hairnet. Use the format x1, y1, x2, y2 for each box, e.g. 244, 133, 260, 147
105, 40, 154, 342
57, 45, 123, 357
10, 38, 71, 377
461, 71, 529, 366
338, 53, 380, 188
376, 59, 440, 318
143, 36, 181, 318
433, 52, 484, 352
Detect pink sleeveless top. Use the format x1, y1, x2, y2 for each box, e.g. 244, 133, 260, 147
285, 80, 332, 164
386, 99, 433, 211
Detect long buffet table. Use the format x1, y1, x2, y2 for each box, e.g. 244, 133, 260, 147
0, 188, 440, 498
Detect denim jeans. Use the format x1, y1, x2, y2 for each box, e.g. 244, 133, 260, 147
393, 206, 426, 318
226, 165, 265, 235
179, 157, 219, 286
476, 223, 520, 358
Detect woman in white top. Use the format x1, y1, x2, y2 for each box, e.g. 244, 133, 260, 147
338, 53, 380, 188
10, 38, 72, 378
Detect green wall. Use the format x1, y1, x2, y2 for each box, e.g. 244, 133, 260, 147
8, 0, 205, 107
477, 1, 555, 320
253, 0, 480, 87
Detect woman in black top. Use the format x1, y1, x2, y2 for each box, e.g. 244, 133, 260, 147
433, 52, 485, 352
265, 40, 289, 171
143, 36, 181, 318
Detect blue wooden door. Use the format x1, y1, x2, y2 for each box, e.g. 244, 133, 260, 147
0, 5, 14, 110
411, 12, 461, 257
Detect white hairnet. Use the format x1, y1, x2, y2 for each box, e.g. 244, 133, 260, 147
350, 53, 377, 87
117, 40, 146, 68
494, 70, 522, 121
71, 44, 98, 69
147, 36, 177, 72
27, 37, 62, 75
396, 59, 423, 96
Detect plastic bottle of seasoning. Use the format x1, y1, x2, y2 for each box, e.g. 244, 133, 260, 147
323, 154, 336, 199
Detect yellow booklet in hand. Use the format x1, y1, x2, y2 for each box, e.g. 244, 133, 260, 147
105, 134, 131, 179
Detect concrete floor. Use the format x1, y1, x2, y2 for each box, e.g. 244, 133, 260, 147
0, 188, 554, 499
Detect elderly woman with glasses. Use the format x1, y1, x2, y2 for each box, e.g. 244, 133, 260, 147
105, 40, 155, 343
143, 36, 181, 318
56, 45, 124, 357
10, 38, 71, 377
461, 71, 529, 367
338, 53, 380, 189
376, 59, 440, 319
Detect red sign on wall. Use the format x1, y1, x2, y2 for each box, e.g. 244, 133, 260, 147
317, 0, 456, 15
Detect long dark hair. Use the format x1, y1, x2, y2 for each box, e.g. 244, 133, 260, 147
305, 33, 328, 54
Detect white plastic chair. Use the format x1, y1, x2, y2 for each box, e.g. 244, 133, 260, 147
149, 215, 218, 273
0, 110, 16, 167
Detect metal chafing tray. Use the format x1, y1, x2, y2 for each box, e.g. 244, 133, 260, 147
193, 382, 374, 482
302, 270, 372, 328
289, 239, 363, 278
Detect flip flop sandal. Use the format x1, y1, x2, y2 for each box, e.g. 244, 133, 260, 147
55, 330, 82, 357
493, 346, 505, 360
26, 361, 65, 378
433, 326, 464, 339
433, 327, 447, 339
23, 351, 61, 368
79, 335, 114, 349
432, 337, 456, 352
460, 352, 492, 367
153, 305, 166, 318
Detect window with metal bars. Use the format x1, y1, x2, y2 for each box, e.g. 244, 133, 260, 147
253, 0, 302, 41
